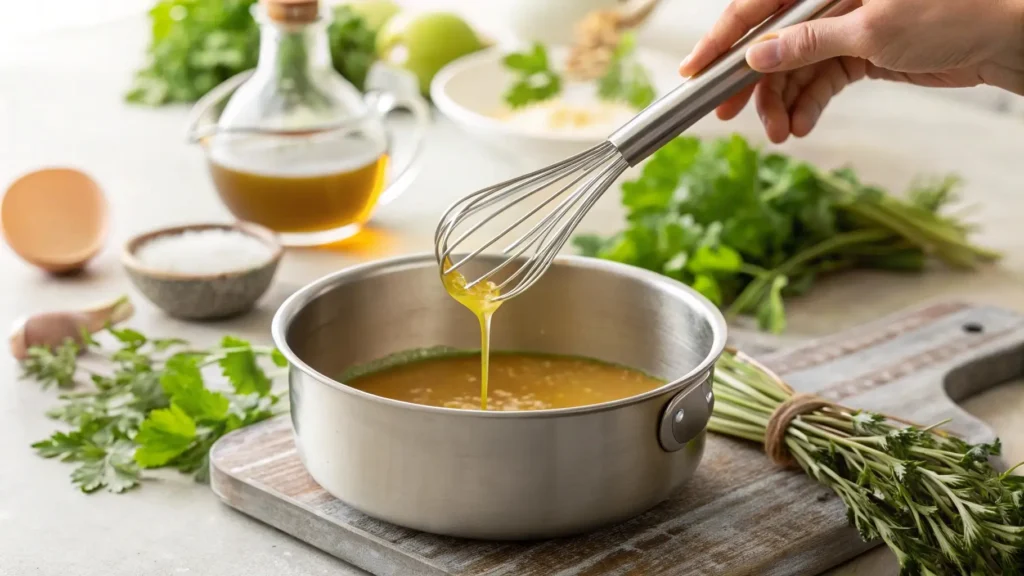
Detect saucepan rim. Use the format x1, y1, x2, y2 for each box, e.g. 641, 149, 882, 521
271, 253, 727, 419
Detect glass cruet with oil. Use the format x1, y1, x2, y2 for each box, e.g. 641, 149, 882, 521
186, 0, 429, 247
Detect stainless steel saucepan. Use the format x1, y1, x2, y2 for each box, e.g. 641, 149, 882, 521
272, 254, 726, 539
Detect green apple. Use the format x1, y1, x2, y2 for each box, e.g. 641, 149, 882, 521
376, 12, 484, 95
347, 0, 400, 33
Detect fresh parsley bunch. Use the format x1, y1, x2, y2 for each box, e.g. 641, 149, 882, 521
127, 0, 378, 105
26, 327, 286, 493
574, 134, 999, 332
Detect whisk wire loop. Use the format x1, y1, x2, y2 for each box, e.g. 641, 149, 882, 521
435, 142, 627, 301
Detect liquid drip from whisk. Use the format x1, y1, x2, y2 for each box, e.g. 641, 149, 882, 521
435, 142, 628, 302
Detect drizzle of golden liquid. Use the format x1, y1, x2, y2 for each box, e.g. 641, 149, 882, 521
207, 153, 389, 234
441, 258, 502, 410
348, 352, 664, 411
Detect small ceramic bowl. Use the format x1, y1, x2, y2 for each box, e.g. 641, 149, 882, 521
122, 222, 283, 321
430, 45, 682, 165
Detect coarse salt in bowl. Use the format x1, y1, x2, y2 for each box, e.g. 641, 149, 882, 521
122, 223, 283, 320
134, 228, 275, 275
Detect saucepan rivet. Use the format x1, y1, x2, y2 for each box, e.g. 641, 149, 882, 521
963, 322, 984, 334
659, 371, 714, 452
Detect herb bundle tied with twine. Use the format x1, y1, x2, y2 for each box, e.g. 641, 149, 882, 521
711, 349, 1024, 575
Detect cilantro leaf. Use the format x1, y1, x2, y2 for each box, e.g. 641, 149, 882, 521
574, 132, 994, 333
327, 5, 379, 92
572, 234, 606, 257
218, 336, 272, 396
502, 43, 562, 109
688, 244, 743, 274
596, 32, 656, 109
692, 274, 723, 306
134, 405, 197, 468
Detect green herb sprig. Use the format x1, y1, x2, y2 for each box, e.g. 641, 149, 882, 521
501, 32, 655, 110
26, 327, 286, 493
711, 350, 1024, 575
574, 134, 999, 332
127, 1, 377, 106
502, 43, 563, 109
596, 32, 655, 109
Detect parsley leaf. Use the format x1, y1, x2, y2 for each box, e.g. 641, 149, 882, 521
218, 336, 271, 396
271, 348, 288, 367
596, 32, 655, 109
33, 421, 141, 493
72, 440, 141, 494
24, 327, 286, 492
502, 43, 562, 109
22, 339, 80, 389
109, 327, 147, 348
162, 354, 230, 424
134, 404, 198, 468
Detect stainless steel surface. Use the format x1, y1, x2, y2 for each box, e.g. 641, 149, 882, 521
610, 0, 851, 164
435, 0, 849, 302
658, 370, 715, 452
272, 254, 727, 540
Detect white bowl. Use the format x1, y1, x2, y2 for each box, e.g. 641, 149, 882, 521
430, 45, 683, 166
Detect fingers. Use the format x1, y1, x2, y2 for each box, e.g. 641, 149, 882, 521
789, 59, 860, 136
746, 14, 867, 73
754, 58, 867, 142
755, 75, 790, 143
978, 62, 1024, 96
715, 83, 756, 120
680, 0, 796, 77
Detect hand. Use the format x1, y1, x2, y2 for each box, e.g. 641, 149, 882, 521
679, 0, 1024, 143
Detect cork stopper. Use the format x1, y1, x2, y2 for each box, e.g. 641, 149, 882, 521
263, 0, 319, 24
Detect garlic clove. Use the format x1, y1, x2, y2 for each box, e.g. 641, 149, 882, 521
9, 295, 134, 360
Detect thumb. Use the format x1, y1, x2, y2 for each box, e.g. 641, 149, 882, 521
746, 15, 865, 72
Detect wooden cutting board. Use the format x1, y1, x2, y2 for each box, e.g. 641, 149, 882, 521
209, 301, 1024, 576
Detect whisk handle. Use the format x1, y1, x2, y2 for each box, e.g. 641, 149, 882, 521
608, 0, 854, 166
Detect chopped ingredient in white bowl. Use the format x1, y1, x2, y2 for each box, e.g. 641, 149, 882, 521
493, 84, 637, 137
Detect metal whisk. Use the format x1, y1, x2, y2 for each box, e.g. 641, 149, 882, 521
436, 0, 851, 301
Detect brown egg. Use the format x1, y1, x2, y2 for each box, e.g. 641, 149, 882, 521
1, 168, 108, 273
